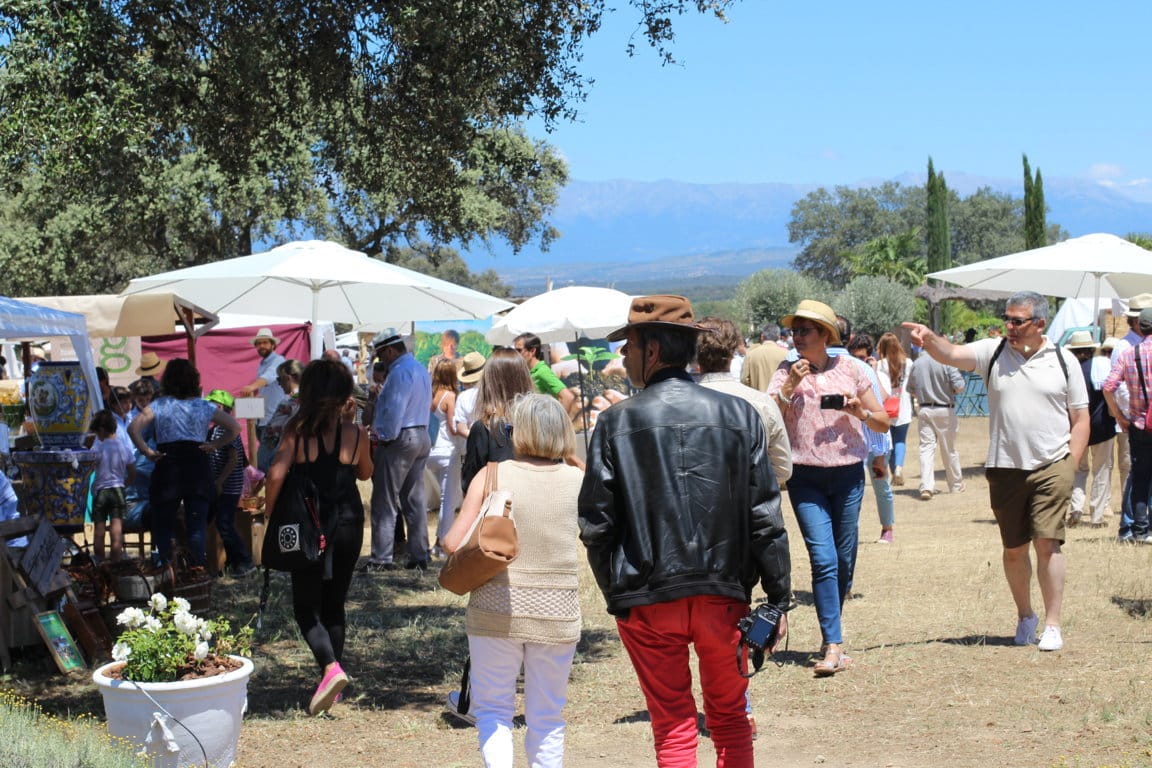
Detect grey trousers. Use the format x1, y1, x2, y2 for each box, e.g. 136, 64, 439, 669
369, 428, 431, 564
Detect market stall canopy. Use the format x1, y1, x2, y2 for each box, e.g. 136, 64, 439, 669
121, 239, 515, 329
927, 233, 1152, 300
0, 296, 100, 409
486, 286, 633, 345
21, 293, 218, 338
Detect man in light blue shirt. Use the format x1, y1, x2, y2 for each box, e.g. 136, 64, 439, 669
366, 329, 433, 570
239, 327, 287, 472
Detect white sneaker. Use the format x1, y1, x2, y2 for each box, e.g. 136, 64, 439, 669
1014, 614, 1039, 645
1037, 625, 1064, 652
445, 690, 476, 726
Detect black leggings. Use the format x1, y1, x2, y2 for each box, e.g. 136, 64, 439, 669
290, 511, 364, 671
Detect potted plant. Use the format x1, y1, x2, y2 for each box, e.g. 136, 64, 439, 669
92, 594, 254, 768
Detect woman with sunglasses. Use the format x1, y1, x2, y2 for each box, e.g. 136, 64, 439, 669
768, 300, 889, 676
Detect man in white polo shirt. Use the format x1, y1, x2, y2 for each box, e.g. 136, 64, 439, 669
904, 290, 1088, 652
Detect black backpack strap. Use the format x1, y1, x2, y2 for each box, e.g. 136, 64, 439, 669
987, 337, 1008, 379
1138, 345, 1149, 404
987, 336, 1069, 383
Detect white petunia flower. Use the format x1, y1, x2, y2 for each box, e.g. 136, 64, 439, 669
112, 642, 132, 662
193, 641, 209, 661
198, 625, 213, 642
144, 616, 162, 632
117, 607, 147, 628
171, 597, 191, 613
149, 593, 168, 612
173, 611, 199, 636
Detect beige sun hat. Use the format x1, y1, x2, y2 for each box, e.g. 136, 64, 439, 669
135, 351, 167, 377
1124, 293, 1152, 317
780, 299, 841, 347
251, 327, 280, 346
456, 351, 487, 384
1100, 336, 1122, 352
1063, 330, 1099, 350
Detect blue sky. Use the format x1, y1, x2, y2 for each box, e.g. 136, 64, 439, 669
528, 1, 1152, 196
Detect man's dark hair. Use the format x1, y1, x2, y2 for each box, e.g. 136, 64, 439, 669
89, 409, 117, 435
635, 326, 698, 369
514, 332, 543, 361
372, 361, 389, 375
442, 329, 460, 343
835, 315, 852, 345
95, 366, 109, 384
1140, 316, 1152, 335
847, 334, 874, 357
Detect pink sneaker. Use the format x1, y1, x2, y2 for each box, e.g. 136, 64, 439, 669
309, 663, 348, 715
878, 529, 893, 544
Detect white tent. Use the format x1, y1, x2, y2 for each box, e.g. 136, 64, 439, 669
0, 296, 100, 409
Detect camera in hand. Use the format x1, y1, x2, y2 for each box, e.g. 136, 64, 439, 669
819, 394, 845, 410
738, 603, 782, 651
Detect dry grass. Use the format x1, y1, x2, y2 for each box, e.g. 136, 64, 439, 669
7, 416, 1152, 767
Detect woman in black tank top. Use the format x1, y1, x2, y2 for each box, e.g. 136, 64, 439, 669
264, 359, 373, 715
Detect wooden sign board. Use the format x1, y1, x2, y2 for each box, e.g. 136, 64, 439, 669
234, 397, 265, 420
34, 610, 85, 673
20, 520, 67, 597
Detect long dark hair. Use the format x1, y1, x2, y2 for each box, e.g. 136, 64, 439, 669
289, 359, 353, 439
159, 358, 201, 399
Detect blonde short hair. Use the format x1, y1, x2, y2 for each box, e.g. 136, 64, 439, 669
510, 393, 575, 461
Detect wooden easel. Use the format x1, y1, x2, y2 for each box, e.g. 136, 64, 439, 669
0, 516, 78, 672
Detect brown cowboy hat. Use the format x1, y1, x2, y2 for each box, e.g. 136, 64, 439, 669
780, 300, 841, 347
606, 295, 708, 342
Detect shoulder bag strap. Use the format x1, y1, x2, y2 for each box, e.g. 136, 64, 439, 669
1138, 344, 1149, 404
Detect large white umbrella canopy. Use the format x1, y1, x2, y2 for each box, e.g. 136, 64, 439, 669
927, 233, 1152, 311
123, 240, 515, 330
486, 286, 633, 345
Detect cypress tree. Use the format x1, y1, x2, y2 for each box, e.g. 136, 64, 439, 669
926, 157, 951, 275
1023, 154, 1046, 249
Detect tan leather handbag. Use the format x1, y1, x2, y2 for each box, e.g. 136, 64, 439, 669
438, 462, 518, 595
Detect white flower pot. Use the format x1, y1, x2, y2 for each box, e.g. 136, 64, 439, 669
92, 656, 253, 768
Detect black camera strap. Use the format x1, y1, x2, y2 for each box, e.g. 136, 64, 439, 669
737, 620, 788, 678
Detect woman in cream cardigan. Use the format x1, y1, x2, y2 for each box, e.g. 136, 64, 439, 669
443, 393, 584, 768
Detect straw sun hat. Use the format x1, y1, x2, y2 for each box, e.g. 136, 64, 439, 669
780, 300, 841, 347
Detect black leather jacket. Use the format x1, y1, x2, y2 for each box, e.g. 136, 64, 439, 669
578, 369, 791, 617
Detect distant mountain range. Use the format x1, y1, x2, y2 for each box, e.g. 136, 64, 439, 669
461, 173, 1152, 295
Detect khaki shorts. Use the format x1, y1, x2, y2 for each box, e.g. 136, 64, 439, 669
985, 454, 1072, 549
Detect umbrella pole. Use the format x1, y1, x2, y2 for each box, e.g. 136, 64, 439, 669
1092, 273, 1102, 340
311, 288, 321, 360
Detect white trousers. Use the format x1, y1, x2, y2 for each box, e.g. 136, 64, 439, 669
467, 635, 577, 768
917, 407, 962, 493
1071, 439, 1114, 522
428, 449, 461, 545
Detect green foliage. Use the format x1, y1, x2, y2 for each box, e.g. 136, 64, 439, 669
562, 345, 621, 370
1125, 233, 1152, 250
789, 179, 1069, 287
845, 229, 926, 288
0, 1, 729, 295
1023, 154, 1047, 249
735, 268, 834, 329
832, 276, 916, 338
789, 182, 923, 288
112, 595, 253, 683
925, 157, 952, 275
0, 689, 149, 768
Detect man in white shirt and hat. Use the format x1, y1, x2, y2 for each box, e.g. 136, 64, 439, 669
239, 327, 287, 472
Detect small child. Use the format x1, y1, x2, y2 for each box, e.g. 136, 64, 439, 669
205, 390, 256, 577
90, 409, 136, 562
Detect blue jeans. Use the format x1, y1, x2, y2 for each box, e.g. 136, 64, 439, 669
1127, 428, 1152, 536
867, 452, 895, 528
888, 423, 910, 471
787, 463, 865, 645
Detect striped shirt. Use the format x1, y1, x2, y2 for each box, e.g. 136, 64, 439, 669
1103, 336, 1152, 429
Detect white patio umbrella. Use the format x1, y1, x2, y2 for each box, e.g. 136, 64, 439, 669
485, 286, 632, 345
927, 233, 1152, 327
486, 286, 632, 447
122, 240, 514, 357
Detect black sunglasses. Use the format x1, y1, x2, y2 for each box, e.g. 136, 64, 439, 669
999, 315, 1036, 327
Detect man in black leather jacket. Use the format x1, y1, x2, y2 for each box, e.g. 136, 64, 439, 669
578, 295, 791, 768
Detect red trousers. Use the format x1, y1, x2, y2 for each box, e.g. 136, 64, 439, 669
616, 595, 753, 768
